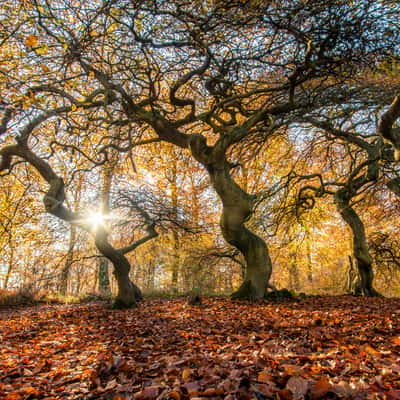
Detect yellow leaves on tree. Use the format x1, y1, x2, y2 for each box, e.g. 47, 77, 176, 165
24, 34, 48, 55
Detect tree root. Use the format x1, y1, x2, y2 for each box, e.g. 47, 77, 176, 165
231, 280, 258, 301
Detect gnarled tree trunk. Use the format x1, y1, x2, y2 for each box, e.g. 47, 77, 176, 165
94, 229, 142, 308
335, 189, 379, 296
0, 143, 146, 308
189, 135, 272, 300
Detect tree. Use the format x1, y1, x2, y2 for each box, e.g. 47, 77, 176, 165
294, 89, 400, 296
0, 0, 398, 300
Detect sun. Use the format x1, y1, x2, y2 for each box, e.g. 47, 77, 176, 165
87, 212, 105, 229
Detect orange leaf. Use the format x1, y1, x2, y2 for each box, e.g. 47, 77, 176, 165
24, 386, 40, 395
364, 344, 380, 356
392, 336, 400, 346
311, 377, 332, 399
5, 394, 22, 400
25, 34, 38, 47
182, 368, 191, 381
257, 370, 272, 383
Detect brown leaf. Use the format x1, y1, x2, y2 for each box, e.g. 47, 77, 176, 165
387, 389, 400, 400
311, 377, 332, 400
331, 381, 355, 398
163, 390, 181, 400
277, 388, 293, 400
134, 386, 161, 400
257, 370, 272, 383
286, 376, 309, 399
183, 382, 200, 396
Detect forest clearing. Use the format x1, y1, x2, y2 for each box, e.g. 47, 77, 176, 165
1, 297, 400, 399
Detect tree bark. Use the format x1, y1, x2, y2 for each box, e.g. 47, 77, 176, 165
288, 252, 300, 292
98, 257, 111, 296
170, 155, 180, 293
97, 159, 115, 296
346, 255, 362, 295
335, 189, 379, 296
59, 226, 76, 295
189, 135, 272, 300
94, 228, 142, 308
4, 241, 14, 290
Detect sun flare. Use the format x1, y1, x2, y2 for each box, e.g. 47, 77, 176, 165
87, 212, 105, 228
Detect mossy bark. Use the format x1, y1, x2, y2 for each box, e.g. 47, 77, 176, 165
335, 189, 380, 297
189, 135, 272, 300
95, 229, 142, 308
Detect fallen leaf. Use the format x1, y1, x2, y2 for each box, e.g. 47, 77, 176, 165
257, 370, 272, 383
182, 368, 192, 381
134, 386, 161, 400
364, 344, 381, 357
311, 377, 331, 399
163, 390, 181, 400
286, 376, 309, 399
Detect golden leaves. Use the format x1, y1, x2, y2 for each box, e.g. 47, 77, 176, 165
107, 23, 118, 34
24, 34, 38, 47
24, 34, 48, 55
34, 44, 48, 55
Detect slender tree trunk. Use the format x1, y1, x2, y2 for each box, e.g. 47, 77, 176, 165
189, 136, 272, 299
98, 258, 111, 296
306, 238, 313, 283
335, 189, 380, 296
146, 258, 155, 291
288, 252, 299, 292
59, 226, 76, 295
170, 156, 180, 293
4, 234, 14, 289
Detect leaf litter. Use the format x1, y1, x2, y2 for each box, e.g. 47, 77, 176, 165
0, 296, 399, 399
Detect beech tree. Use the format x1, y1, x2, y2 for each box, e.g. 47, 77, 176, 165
294, 93, 400, 296
1, 0, 399, 302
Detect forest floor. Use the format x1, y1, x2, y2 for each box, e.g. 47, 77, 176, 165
0, 296, 399, 400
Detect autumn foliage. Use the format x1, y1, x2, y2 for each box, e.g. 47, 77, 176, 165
1, 297, 399, 399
